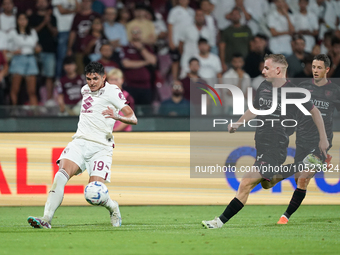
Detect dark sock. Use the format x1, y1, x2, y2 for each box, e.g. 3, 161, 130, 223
219, 197, 244, 223
283, 188, 306, 219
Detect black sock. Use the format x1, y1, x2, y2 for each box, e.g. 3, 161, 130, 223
219, 197, 244, 223
283, 188, 306, 219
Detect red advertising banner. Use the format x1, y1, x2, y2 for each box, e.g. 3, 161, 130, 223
0, 133, 339, 206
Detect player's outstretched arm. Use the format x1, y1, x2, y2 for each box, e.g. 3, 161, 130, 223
228, 109, 256, 133
102, 106, 138, 125
309, 107, 329, 157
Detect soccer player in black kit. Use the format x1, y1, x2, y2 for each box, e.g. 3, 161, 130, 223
202, 54, 329, 229
277, 54, 340, 224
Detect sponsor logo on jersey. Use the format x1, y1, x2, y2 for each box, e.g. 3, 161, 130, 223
82, 96, 94, 113
311, 99, 329, 109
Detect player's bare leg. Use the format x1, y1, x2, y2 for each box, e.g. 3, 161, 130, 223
87, 176, 122, 227
202, 170, 262, 229
27, 159, 79, 228
260, 175, 284, 190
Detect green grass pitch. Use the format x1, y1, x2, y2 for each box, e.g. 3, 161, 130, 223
0, 205, 339, 255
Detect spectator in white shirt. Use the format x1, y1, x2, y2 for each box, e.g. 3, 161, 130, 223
52, 0, 80, 78
211, 0, 235, 31
222, 53, 251, 114
179, 9, 213, 78
309, 0, 339, 39
8, 13, 40, 106
286, 0, 300, 13
196, 38, 222, 81
243, 0, 270, 35
0, 0, 16, 33
267, 0, 295, 55
293, 0, 319, 53
0, 30, 8, 51
200, 0, 219, 55
167, 0, 195, 79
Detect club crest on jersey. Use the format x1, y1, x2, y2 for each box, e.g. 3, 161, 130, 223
325, 90, 333, 97
119, 92, 126, 100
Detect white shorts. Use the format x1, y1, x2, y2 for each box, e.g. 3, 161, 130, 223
57, 138, 113, 182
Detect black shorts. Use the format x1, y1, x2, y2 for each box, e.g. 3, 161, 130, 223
294, 144, 329, 163
169, 48, 180, 62
254, 139, 293, 181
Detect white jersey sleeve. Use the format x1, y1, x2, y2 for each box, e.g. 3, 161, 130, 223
109, 84, 128, 111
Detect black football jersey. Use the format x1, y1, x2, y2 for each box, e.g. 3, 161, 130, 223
296, 79, 340, 147
253, 80, 314, 143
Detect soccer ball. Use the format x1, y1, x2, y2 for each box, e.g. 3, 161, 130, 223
84, 181, 109, 206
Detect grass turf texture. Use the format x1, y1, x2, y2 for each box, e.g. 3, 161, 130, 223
0, 205, 339, 255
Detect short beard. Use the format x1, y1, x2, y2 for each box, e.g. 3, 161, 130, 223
173, 92, 182, 97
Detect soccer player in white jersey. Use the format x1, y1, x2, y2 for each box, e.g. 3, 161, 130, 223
27, 62, 137, 229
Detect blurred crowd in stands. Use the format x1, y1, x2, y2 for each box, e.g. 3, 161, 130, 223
0, 0, 340, 118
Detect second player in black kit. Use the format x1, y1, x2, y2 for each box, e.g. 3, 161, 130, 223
294, 79, 340, 162
277, 54, 340, 225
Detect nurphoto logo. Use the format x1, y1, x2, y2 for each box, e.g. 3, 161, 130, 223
199, 84, 312, 128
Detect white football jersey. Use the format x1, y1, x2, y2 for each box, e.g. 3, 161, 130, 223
72, 82, 127, 146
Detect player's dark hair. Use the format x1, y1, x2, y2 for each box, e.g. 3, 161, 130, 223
189, 57, 200, 65
231, 53, 243, 59
63, 56, 76, 65
15, 13, 31, 35
85, 62, 105, 76
299, 0, 309, 3
331, 37, 340, 46
264, 54, 288, 67
314, 54, 331, 68
198, 37, 208, 45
